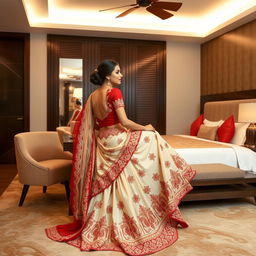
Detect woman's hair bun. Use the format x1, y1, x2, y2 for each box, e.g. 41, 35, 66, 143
90, 70, 104, 85
90, 59, 118, 86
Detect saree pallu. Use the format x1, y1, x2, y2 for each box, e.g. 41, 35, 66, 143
46, 125, 196, 255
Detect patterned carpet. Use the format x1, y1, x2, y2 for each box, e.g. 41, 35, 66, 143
1, 177, 256, 256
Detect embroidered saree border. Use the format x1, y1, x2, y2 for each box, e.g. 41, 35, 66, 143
46, 96, 96, 242
65, 215, 179, 255
69, 96, 95, 221
91, 130, 142, 197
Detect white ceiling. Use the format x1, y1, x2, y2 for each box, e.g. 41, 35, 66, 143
0, 0, 256, 42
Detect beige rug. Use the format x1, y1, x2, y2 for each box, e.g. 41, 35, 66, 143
1, 176, 256, 256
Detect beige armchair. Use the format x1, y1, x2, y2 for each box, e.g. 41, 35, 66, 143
14, 131, 72, 207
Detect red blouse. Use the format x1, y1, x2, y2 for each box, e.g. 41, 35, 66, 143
95, 88, 125, 128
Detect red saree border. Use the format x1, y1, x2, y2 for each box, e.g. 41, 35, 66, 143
97, 126, 126, 139
69, 99, 95, 221
45, 136, 96, 242
65, 215, 179, 256
46, 97, 96, 242
91, 130, 142, 197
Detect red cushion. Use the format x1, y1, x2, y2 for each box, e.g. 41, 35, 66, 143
190, 114, 204, 136
217, 115, 235, 143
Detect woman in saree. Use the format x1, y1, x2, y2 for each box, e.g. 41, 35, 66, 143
45, 59, 196, 255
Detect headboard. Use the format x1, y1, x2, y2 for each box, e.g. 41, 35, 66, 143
204, 99, 256, 122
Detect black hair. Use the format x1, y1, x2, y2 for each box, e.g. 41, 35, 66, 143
75, 99, 82, 106
90, 59, 118, 86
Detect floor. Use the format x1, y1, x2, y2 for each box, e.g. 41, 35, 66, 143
1, 172, 256, 256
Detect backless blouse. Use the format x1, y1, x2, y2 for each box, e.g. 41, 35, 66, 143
95, 88, 125, 128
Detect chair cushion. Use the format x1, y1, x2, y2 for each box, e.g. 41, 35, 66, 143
191, 164, 245, 180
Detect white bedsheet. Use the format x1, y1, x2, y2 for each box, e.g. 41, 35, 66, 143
174, 135, 256, 174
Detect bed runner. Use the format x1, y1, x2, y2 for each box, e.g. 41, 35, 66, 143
162, 135, 230, 149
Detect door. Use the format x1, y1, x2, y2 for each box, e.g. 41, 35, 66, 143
0, 33, 29, 163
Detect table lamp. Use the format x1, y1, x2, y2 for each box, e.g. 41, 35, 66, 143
238, 103, 256, 150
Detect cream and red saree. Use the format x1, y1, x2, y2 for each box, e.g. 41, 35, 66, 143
45, 96, 196, 255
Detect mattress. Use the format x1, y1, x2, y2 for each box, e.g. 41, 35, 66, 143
162, 135, 256, 174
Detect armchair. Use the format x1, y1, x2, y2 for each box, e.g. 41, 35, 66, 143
14, 131, 72, 208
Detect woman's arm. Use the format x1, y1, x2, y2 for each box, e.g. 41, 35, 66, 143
115, 107, 155, 131
67, 109, 80, 126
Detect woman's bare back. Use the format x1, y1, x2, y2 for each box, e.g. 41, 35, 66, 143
91, 87, 111, 120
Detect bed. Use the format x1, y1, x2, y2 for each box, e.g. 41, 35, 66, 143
162, 99, 256, 203
62, 99, 256, 203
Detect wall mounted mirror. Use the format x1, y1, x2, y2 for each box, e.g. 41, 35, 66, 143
59, 58, 83, 126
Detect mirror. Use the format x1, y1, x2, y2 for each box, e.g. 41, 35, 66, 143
59, 58, 83, 126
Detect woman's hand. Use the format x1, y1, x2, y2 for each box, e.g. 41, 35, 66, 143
144, 124, 155, 131
116, 107, 156, 132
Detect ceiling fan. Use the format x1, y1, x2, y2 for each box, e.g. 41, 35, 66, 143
99, 0, 182, 20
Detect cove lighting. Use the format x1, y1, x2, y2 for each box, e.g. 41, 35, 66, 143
22, 0, 256, 38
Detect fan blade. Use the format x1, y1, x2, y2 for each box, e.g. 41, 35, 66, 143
151, 2, 182, 12
99, 4, 137, 12
116, 6, 140, 18
146, 6, 173, 20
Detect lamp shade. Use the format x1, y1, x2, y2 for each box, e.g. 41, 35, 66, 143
238, 103, 256, 123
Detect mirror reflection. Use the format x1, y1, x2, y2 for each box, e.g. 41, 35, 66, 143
59, 58, 83, 126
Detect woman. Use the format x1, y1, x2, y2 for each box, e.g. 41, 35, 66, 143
67, 99, 82, 126
46, 60, 196, 255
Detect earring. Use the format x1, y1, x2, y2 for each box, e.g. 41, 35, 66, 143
106, 77, 111, 86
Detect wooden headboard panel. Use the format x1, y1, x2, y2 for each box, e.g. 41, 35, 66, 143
204, 99, 256, 122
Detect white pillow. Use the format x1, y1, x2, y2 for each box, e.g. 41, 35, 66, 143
230, 122, 250, 145
203, 118, 224, 127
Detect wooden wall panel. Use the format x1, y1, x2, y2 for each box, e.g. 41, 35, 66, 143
201, 19, 256, 96
124, 42, 137, 122
59, 39, 83, 58
47, 35, 60, 129
126, 40, 165, 133
47, 35, 166, 133
82, 39, 97, 98
135, 44, 160, 128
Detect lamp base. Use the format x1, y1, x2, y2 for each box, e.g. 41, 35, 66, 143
244, 123, 256, 151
